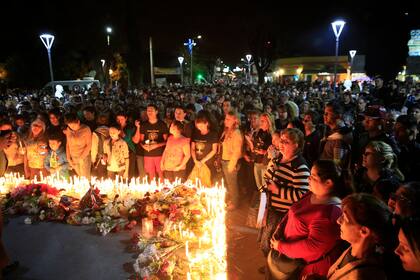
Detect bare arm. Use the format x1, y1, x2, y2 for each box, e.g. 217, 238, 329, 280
132, 121, 141, 144
177, 141, 191, 170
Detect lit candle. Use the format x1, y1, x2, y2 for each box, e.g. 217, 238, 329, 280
185, 240, 190, 259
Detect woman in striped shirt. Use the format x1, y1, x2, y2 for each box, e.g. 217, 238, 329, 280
258, 128, 310, 260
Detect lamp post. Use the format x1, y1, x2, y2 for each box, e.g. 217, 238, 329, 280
109, 69, 113, 87
349, 50, 357, 78
331, 20, 346, 96
184, 38, 197, 85
245, 54, 253, 84
106, 26, 112, 46
178, 56, 184, 85
39, 33, 55, 83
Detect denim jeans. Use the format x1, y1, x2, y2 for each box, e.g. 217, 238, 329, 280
221, 160, 240, 208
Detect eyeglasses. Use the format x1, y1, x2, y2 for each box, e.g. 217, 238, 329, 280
389, 193, 411, 204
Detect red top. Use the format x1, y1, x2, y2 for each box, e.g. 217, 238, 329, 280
276, 193, 343, 278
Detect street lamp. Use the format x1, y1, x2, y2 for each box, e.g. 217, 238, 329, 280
108, 69, 113, 87
184, 38, 197, 84
178, 56, 184, 85
331, 20, 346, 96
40, 33, 55, 83
349, 50, 357, 77
245, 54, 253, 84
106, 26, 112, 46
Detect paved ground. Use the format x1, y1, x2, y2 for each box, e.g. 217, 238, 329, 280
2, 194, 265, 280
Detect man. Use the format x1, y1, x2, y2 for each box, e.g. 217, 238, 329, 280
139, 104, 168, 180
353, 105, 399, 168
320, 102, 353, 170
65, 113, 92, 178
174, 106, 193, 139
394, 115, 420, 181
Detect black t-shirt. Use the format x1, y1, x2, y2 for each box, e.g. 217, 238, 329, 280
252, 129, 272, 163
181, 121, 194, 139
140, 120, 169, 156
192, 130, 218, 161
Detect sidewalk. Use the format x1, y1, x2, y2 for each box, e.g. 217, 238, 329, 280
3, 198, 265, 279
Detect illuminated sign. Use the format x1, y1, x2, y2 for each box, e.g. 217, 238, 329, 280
408, 30, 420, 56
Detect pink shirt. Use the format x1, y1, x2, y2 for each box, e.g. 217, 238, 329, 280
162, 136, 189, 171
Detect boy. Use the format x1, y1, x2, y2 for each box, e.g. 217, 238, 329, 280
64, 112, 92, 178
44, 133, 70, 180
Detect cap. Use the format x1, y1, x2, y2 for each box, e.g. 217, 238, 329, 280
365, 105, 387, 119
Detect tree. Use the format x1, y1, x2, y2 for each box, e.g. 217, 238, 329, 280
249, 25, 276, 85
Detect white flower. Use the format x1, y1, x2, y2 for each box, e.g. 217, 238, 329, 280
39, 210, 46, 221
24, 217, 32, 224
82, 217, 91, 225
139, 267, 153, 278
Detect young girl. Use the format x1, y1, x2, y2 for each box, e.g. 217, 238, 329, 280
104, 125, 129, 179
23, 118, 48, 179
160, 121, 191, 182
221, 110, 243, 210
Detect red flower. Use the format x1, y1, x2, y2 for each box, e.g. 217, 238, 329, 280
191, 210, 201, 215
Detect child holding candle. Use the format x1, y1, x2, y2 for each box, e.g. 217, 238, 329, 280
44, 132, 69, 180
103, 125, 129, 179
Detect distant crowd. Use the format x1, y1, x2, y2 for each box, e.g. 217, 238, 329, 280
0, 76, 420, 278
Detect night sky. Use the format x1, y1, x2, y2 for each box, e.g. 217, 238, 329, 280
1, 1, 418, 86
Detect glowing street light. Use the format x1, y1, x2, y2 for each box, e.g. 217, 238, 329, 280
245, 54, 253, 84
178, 56, 184, 85
39, 33, 55, 83
349, 50, 357, 77
184, 38, 197, 84
106, 26, 112, 46
331, 20, 346, 96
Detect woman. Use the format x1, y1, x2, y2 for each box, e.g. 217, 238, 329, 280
395, 217, 420, 274
354, 141, 404, 203
115, 111, 137, 178
327, 193, 394, 280
0, 120, 24, 175
190, 110, 219, 186
23, 118, 48, 179
47, 108, 66, 145
246, 113, 273, 192
388, 181, 420, 220
161, 121, 191, 182
221, 110, 243, 210
268, 160, 348, 279
259, 128, 310, 259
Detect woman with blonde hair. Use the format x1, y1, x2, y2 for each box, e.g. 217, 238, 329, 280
354, 141, 404, 203
221, 110, 243, 210
245, 113, 274, 191
23, 118, 48, 179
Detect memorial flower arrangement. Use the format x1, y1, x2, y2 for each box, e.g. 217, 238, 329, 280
0, 178, 227, 280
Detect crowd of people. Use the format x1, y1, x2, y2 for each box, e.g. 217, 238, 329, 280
0, 76, 420, 278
